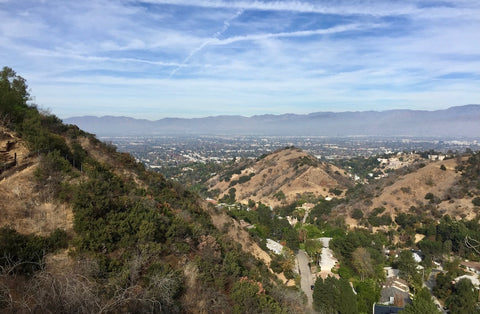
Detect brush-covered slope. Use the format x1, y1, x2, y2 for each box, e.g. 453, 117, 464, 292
0, 67, 303, 313
342, 155, 480, 229
209, 147, 351, 206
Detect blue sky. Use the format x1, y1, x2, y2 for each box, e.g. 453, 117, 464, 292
1, 0, 479, 119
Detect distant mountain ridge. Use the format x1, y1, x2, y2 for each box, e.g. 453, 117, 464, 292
64, 105, 480, 137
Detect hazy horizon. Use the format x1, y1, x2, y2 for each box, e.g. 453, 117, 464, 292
64, 104, 480, 121
2, 1, 480, 119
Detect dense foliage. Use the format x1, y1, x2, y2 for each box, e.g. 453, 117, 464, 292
0, 227, 67, 274
330, 228, 387, 281
313, 276, 358, 313
228, 203, 299, 251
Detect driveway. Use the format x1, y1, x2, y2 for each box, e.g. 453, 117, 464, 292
319, 237, 337, 275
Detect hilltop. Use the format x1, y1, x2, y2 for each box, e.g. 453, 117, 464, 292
208, 147, 351, 207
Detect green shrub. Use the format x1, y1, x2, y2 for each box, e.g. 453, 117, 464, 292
0, 226, 67, 275
351, 209, 363, 220
472, 197, 480, 207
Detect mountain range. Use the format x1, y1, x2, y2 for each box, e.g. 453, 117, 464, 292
64, 105, 480, 138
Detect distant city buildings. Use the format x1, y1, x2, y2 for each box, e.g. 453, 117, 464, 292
104, 135, 480, 171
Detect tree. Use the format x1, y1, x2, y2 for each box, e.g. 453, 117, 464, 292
433, 272, 452, 300
283, 226, 299, 251
473, 197, 480, 207
304, 239, 322, 259
231, 279, 285, 314
352, 247, 375, 280
398, 250, 417, 278
446, 278, 479, 314
402, 287, 440, 313
219, 188, 236, 204
356, 280, 380, 314
443, 240, 452, 259
351, 208, 363, 220
313, 276, 358, 313
0, 66, 30, 124
397, 250, 422, 292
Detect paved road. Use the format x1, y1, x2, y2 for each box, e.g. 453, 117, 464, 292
425, 269, 447, 313
297, 250, 314, 308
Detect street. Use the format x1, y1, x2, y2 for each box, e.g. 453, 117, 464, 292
424, 269, 447, 313
297, 249, 314, 308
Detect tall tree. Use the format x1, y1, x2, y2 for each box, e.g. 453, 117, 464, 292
402, 287, 440, 314
356, 280, 380, 313
352, 247, 375, 280
0, 66, 30, 124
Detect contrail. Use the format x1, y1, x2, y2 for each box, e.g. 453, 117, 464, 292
169, 9, 244, 77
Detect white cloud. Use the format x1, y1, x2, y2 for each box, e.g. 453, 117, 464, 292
141, 0, 417, 16
1, 0, 478, 118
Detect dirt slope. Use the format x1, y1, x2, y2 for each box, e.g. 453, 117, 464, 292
0, 129, 73, 236
209, 147, 350, 206
346, 157, 477, 225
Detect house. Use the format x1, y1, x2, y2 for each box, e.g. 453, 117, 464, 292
380, 277, 410, 306
373, 304, 405, 314
454, 274, 480, 288
428, 154, 446, 161
301, 203, 315, 210
384, 267, 400, 278
461, 261, 480, 275
411, 250, 423, 263
286, 216, 298, 226
205, 198, 217, 205
266, 239, 284, 255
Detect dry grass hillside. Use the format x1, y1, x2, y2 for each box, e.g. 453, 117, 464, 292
0, 128, 73, 236
344, 157, 478, 228
209, 147, 351, 206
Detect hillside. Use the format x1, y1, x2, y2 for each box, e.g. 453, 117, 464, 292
209, 147, 351, 207
340, 155, 480, 230
0, 67, 304, 313
0, 127, 73, 236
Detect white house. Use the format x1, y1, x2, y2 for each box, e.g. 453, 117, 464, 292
454, 274, 480, 288
266, 239, 284, 255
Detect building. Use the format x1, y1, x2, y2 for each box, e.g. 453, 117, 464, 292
454, 274, 480, 288
384, 267, 400, 278
266, 239, 284, 255
380, 277, 410, 307
373, 304, 405, 314
461, 261, 480, 275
